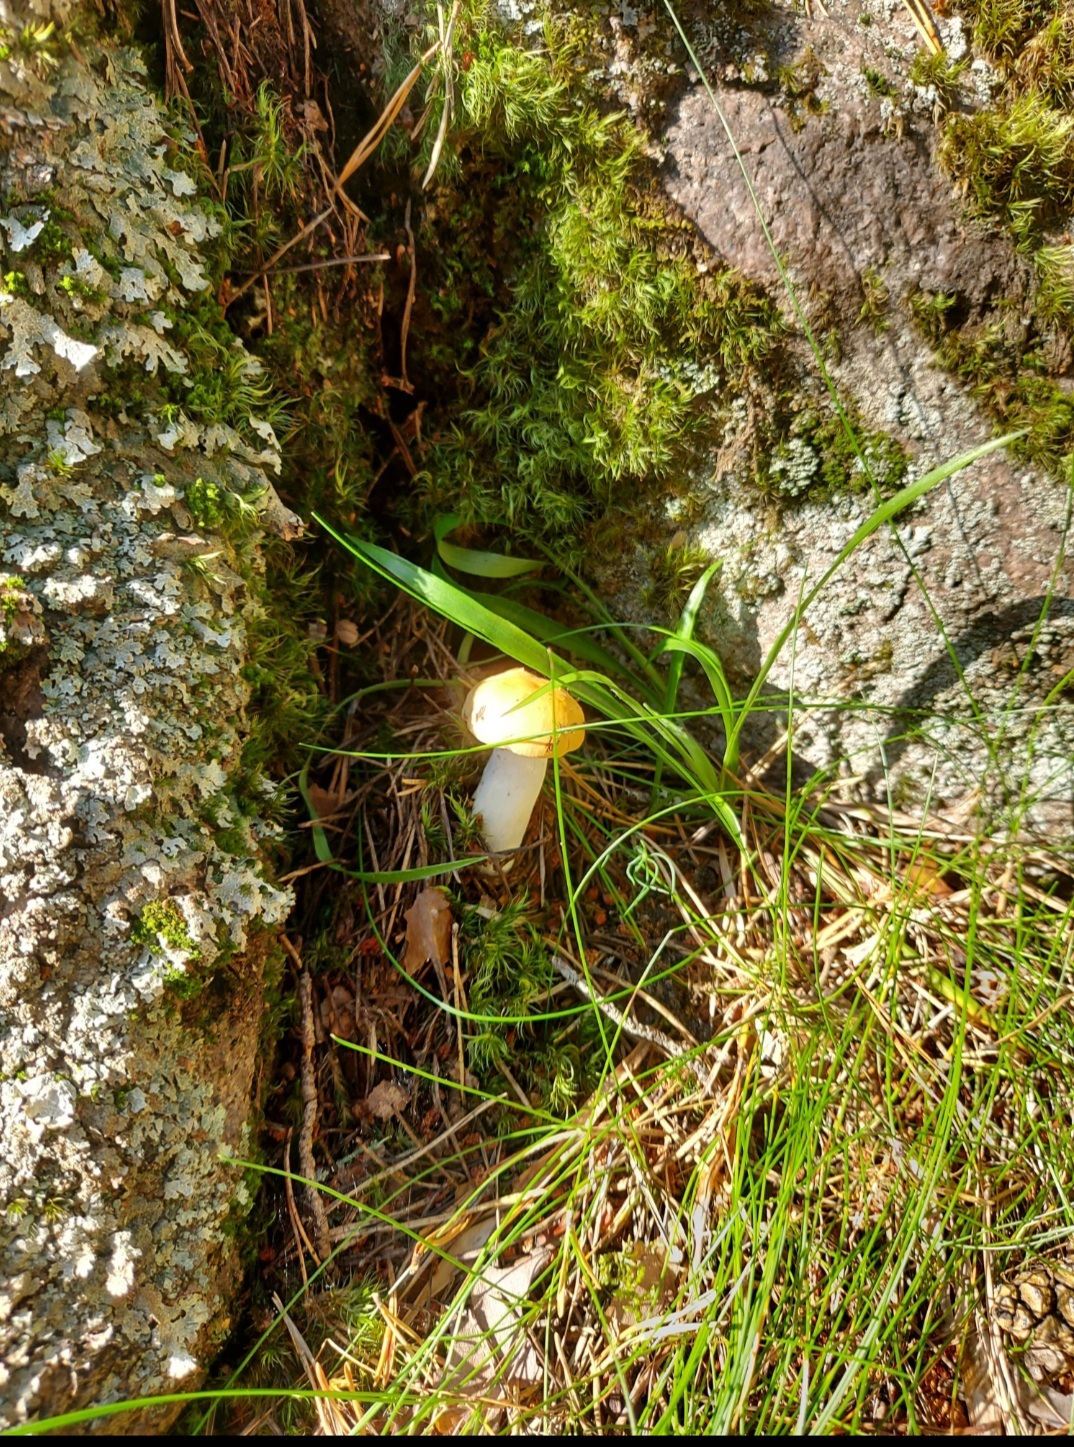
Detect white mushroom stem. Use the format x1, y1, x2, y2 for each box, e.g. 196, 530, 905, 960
471, 748, 548, 853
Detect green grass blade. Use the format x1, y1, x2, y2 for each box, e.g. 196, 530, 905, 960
464, 587, 661, 698
319, 517, 557, 675
653, 561, 723, 798
435, 512, 544, 578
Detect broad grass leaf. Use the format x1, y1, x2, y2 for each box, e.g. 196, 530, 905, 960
435, 512, 544, 578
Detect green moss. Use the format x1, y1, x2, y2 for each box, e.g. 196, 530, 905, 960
131, 898, 202, 959
402, 8, 781, 550
862, 66, 896, 99
911, 4, 1074, 482
58, 273, 105, 303
166, 317, 287, 437
857, 266, 891, 333
181, 473, 262, 536
939, 89, 1074, 244
161, 967, 205, 1001
0, 17, 63, 73
959, 0, 1066, 76
0, 576, 34, 662
940, 1, 1074, 244
644, 539, 712, 618
907, 286, 961, 346
1, 270, 29, 298
763, 407, 909, 501
908, 49, 969, 111
908, 286, 1074, 468
28, 216, 74, 264
238, 549, 326, 773
1034, 242, 1074, 326
775, 48, 830, 131
461, 899, 598, 1109
46, 448, 74, 477
184, 476, 228, 529
0, 576, 23, 622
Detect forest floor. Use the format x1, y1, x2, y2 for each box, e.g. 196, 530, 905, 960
218, 599, 1074, 1435
142, 0, 1074, 1433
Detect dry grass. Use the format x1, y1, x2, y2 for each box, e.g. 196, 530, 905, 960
233, 607, 1074, 1436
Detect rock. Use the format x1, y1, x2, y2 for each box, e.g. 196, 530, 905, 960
647, 0, 1074, 835
0, 3, 292, 1430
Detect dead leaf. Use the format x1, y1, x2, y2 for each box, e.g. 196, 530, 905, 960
403, 887, 453, 971
362, 1081, 409, 1121
422, 1218, 498, 1310
305, 781, 344, 820
604, 1244, 681, 1336
320, 984, 356, 1042
435, 1247, 550, 1421
905, 861, 953, 897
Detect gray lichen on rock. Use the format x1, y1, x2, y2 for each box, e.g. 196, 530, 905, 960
0, 0, 295, 1428
643, 0, 1074, 834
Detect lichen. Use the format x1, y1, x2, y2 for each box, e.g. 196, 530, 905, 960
0, 4, 296, 1429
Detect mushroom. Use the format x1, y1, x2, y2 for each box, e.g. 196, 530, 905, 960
463, 667, 585, 855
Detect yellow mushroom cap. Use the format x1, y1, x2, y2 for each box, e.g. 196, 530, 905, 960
464, 667, 585, 759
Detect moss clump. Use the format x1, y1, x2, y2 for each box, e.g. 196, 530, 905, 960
644, 538, 713, 618
460, 900, 599, 1111
862, 66, 896, 99
763, 407, 909, 501
131, 899, 202, 960
1034, 242, 1074, 326
399, 6, 782, 548
0, 17, 63, 75
0, 576, 24, 632
27, 214, 74, 263
132, 901, 208, 1000
183, 476, 229, 530
908, 50, 970, 112
941, 0, 1074, 244
908, 286, 1074, 468
907, 286, 962, 346
915, 2, 1074, 482
0, 576, 39, 664
57, 273, 104, 303
857, 266, 891, 333
774, 48, 829, 131
939, 89, 1074, 243
166, 318, 287, 438
959, 0, 1072, 88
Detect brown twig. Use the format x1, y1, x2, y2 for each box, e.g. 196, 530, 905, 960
240, 252, 391, 279
160, 0, 213, 176
298, 970, 333, 1262
283, 1128, 310, 1288
293, 0, 314, 96
551, 954, 712, 1088
384, 198, 418, 396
